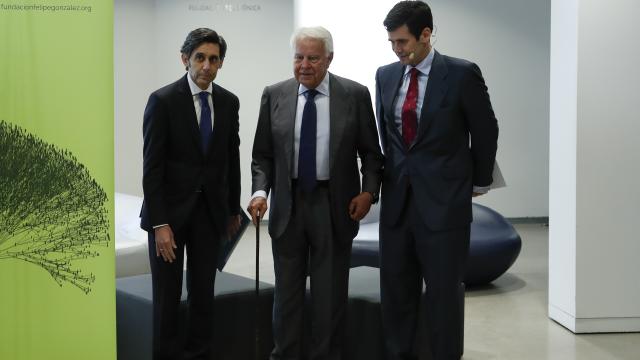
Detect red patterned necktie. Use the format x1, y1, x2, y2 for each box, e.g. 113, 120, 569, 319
401, 67, 419, 147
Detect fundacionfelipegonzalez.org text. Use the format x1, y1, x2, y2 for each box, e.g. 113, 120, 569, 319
0, 3, 92, 13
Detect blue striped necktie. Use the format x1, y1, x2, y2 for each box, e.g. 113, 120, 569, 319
298, 89, 318, 193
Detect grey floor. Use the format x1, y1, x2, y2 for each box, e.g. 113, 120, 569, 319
222, 223, 640, 360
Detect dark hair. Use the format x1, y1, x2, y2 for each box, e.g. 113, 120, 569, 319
383, 1, 433, 39
180, 28, 227, 60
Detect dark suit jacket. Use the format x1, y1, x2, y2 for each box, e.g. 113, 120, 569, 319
140, 74, 240, 235
375, 51, 498, 231
251, 73, 384, 241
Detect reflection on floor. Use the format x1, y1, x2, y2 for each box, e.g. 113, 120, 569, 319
222, 223, 640, 360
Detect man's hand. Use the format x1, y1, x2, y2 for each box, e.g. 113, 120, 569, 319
154, 225, 177, 263
247, 197, 268, 226
349, 192, 373, 221
227, 214, 241, 238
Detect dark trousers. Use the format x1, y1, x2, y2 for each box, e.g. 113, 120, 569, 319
380, 195, 469, 360
270, 184, 352, 360
148, 197, 220, 360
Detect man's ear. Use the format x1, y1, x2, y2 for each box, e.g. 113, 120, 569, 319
181, 53, 189, 70
420, 27, 432, 46
327, 52, 334, 64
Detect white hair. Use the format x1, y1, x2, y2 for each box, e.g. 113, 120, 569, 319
290, 26, 333, 55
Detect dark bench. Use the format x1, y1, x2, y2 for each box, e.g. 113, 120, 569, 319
116, 267, 462, 359
352, 203, 522, 286
116, 271, 274, 360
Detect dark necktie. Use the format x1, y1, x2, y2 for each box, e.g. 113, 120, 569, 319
298, 89, 318, 193
199, 91, 212, 152
401, 67, 419, 147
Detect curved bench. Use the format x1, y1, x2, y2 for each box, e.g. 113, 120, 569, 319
351, 203, 521, 286
115, 193, 150, 278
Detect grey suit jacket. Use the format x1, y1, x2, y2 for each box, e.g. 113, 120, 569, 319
251, 73, 384, 241
375, 51, 498, 231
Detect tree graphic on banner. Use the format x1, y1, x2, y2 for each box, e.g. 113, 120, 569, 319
0, 120, 110, 294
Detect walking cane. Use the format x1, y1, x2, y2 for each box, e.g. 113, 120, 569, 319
255, 210, 261, 360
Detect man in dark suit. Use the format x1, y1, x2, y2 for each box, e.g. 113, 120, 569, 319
248, 27, 384, 360
375, 2, 499, 359
140, 28, 241, 360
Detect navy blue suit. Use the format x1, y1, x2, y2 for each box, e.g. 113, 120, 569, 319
141, 74, 240, 360
375, 51, 498, 360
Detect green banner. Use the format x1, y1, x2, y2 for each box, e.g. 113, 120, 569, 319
0, 1, 115, 359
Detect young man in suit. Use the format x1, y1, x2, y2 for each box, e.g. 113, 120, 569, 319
248, 26, 383, 360
375, 2, 499, 359
140, 28, 241, 360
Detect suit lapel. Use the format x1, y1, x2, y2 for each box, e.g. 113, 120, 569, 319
415, 51, 448, 144
177, 75, 204, 156
328, 73, 350, 173
275, 79, 299, 178
208, 84, 225, 156
383, 63, 405, 143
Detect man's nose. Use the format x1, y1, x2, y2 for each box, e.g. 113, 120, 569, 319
203, 60, 211, 70
300, 57, 312, 67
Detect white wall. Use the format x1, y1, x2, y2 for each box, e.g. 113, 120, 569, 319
114, 0, 155, 196
295, 0, 551, 218
548, 0, 578, 327
115, 0, 294, 212
549, 0, 640, 332
574, 0, 640, 326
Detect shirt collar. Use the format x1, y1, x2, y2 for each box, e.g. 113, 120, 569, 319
186, 73, 213, 95
404, 47, 435, 77
298, 72, 330, 97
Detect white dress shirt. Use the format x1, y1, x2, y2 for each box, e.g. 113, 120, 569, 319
186, 73, 214, 128
393, 47, 434, 133
252, 74, 331, 200
392, 49, 489, 194
294, 74, 331, 180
